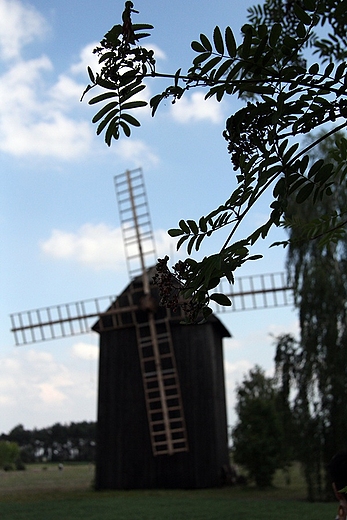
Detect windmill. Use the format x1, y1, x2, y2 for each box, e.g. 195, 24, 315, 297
10, 168, 293, 489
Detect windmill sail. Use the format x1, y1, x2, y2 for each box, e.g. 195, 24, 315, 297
10, 272, 293, 346
114, 168, 188, 455
114, 168, 157, 281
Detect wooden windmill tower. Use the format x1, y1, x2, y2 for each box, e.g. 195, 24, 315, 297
10, 168, 293, 489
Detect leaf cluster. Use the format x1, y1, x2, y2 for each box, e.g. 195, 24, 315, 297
86, 1, 347, 322
81, 17, 155, 144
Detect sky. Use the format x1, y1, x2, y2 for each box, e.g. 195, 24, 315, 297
0, 0, 299, 435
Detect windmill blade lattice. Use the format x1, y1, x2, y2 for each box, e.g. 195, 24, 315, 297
114, 168, 157, 282
10, 272, 294, 346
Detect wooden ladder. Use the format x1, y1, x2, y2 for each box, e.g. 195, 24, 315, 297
135, 314, 189, 456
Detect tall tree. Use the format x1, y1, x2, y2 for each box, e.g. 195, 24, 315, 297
232, 366, 289, 487
274, 138, 347, 500
83, 0, 347, 321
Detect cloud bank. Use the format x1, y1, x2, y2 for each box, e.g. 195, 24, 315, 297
41, 223, 176, 271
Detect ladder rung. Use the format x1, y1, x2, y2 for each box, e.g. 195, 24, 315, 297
144, 369, 175, 380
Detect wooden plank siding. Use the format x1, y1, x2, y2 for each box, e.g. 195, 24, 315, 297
93, 278, 230, 489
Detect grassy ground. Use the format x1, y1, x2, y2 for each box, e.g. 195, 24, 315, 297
0, 463, 337, 520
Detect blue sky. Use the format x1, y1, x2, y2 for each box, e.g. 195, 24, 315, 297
0, 0, 298, 434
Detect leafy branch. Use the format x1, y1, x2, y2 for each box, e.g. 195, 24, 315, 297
84, 0, 347, 321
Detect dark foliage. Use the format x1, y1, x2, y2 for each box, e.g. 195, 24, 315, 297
0, 421, 96, 463
84, 0, 347, 322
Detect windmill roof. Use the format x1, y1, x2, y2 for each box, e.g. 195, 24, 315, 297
92, 267, 231, 338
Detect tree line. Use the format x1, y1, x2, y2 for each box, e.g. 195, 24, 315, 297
0, 421, 96, 466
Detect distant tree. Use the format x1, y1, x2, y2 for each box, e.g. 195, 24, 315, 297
7, 424, 32, 445
0, 441, 20, 469
83, 0, 347, 321
4, 421, 96, 463
232, 365, 289, 487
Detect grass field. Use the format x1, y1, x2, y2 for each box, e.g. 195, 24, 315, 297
0, 463, 337, 519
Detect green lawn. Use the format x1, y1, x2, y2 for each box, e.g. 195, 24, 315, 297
0, 463, 337, 520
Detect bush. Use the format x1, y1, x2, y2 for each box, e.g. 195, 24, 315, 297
3, 463, 14, 471
15, 460, 26, 471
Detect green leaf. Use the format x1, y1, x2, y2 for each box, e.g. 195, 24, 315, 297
99, 51, 117, 64
309, 63, 319, 75
225, 27, 237, 58
193, 52, 212, 66
150, 94, 164, 117
104, 24, 123, 43
96, 108, 119, 135
179, 220, 190, 234
168, 228, 185, 237
296, 182, 314, 203
87, 66, 95, 84
119, 84, 146, 104
269, 23, 281, 48
196, 234, 204, 251
210, 293, 232, 306
335, 0, 347, 18
283, 142, 300, 163
207, 278, 221, 290
134, 33, 152, 40
323, 62, 334, 78
200, 33, 212, 52
293, 3, 312, 25
213, 26, 224, 54
187, 236, 197, 255
199, 217, 207, 233
176, 235, 189, 250
187, 220, 199, 234
200, 56, 222, 75
121, 100, 147, 110
296, 22, 307, 39
120, 113, 141, 127
314, 163, 334, 184
213, 59, 233, 82
92, 102, 119, 123
191, 40, 206, 53
335, 63, 346, 82
95, 77, 118, 90
105, 118, 119, 146
119, 120, 131, 137
174, 68, 181, 87
302, 0, 315, 10
308, 159, 325, 178
132, 24, 154, 31
89, 92, 118, 105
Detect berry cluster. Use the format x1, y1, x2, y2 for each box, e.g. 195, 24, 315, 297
153, 256, 207, 324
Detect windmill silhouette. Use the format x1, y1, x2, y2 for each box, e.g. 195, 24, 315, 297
10, 168, 293, 488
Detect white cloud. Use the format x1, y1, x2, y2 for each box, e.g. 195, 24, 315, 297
41, 223, 176, 271
0, 55, 93, 159
71, 342, 99, 361
70, 42, 100, 77
0, 348, 98, 432
0, 0, 47, 60
41, 223, 125, 271
170, 91, 224, 124
0, 1, 95, 160
0, 1, 160, 161
114, 139, 160, 168
37, 383, 68, 405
